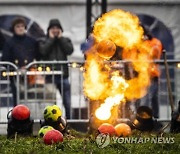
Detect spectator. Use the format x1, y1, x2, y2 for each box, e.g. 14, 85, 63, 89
0, 30, 5, 52
2, 17, 39, 105
2, 17, 39, 67
140, 25, 163, 119
39, 19, 74, 119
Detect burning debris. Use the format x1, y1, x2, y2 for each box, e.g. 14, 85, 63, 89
83, 9, 162, 124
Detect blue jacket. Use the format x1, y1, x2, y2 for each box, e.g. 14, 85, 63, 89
2, 34, 39, 67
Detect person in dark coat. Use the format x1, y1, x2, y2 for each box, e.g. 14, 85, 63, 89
0, 30, 5, 52
39, 19, 74, 119
2, 18, 39, 67
2, 17, 39, 105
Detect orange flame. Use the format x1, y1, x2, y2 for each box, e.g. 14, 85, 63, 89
83, 9, 162, 121
93, 9, 143, 49
95, 75, 129, 120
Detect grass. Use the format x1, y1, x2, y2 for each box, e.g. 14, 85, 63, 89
0, 130, 180, 154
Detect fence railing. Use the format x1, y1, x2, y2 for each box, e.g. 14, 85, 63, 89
0, 60, 180, 124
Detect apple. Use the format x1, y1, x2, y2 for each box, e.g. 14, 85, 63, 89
12, 105, 30, 120
115, 123, 131, 137
43, 129, 63, 145
98, 123, 116, 136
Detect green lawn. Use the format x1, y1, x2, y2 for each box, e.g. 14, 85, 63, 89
0, 130, 180, 154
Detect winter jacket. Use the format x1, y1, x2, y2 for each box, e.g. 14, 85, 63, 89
0, 31, 5, 51
39, 37, 73, 78
2, 34, 39, 67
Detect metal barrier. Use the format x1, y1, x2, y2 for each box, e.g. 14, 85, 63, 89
0, 62, 19, 123
0, 60, 180, 124
19, 61, 87, 121
137, 60, 180, 121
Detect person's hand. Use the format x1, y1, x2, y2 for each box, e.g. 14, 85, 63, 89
49, 29, 55, 38
58, 29, 62, 38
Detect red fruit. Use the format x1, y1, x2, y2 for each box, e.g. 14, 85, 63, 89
98, 123, 116, 136
43, 130, 63, 145
12, 105, 30, 120
115, 123, 131, 137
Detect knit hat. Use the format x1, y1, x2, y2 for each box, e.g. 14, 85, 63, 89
47, 19, 63, 32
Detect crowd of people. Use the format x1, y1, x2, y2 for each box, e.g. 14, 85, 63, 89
0, 17, 162, 119
0, 17, 74, 119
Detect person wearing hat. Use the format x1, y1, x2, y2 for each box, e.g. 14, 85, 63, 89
39, 19, 73, 119
2, 17, 39, 67
2, 17, 39, 105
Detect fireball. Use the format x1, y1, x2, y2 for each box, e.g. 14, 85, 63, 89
83, 9, 162, 122
96, 40, 116, 59
93, 9, 143, 49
